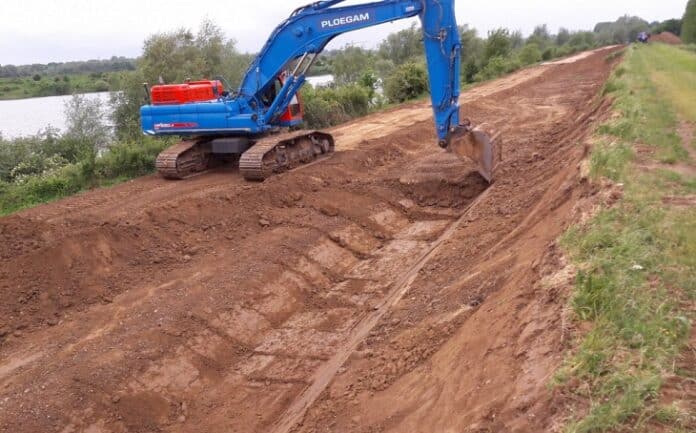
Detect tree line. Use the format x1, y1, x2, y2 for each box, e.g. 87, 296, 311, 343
0, 57, 136, 79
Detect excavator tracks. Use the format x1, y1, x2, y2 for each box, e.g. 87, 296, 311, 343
155, 139, 212, 180
239, 130, 335, 181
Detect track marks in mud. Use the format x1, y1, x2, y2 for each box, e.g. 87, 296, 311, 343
101, 185, 485, 433
271, 189, 491, 433
0, 149, 487, 433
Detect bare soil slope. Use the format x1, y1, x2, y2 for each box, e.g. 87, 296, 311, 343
650, 32, 682, 45
0, 47, 619, 433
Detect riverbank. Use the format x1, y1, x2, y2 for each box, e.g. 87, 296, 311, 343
0, 73, 119, 101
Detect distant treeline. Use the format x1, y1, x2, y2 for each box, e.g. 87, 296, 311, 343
0, 57, 136, 79
593, 16, 682, 43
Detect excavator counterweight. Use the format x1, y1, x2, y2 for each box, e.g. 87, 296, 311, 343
140, 0, 500, 182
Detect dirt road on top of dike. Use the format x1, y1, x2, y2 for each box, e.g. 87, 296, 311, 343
0, 46, 621, 433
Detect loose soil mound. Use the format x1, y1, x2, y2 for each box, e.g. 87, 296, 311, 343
650, 31, 682, 45
0, 46, 621, 433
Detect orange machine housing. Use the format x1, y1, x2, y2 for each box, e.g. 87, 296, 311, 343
151, 80, 224, 105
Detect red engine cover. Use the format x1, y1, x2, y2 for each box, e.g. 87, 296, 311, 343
151, 80, 224, 105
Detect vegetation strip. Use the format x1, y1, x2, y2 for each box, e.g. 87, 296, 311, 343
555, 44, 695, 432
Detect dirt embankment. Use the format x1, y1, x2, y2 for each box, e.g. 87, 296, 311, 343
0, 47, 620, 433
650, 32, 682, 45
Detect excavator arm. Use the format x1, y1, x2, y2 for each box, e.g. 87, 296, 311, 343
238, 0, 499, 180
141, 0, 499, 182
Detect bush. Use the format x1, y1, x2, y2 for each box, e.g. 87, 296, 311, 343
94, 80, 110, 92
475, 56, 521, 81
384, 62, 428, 103
301, 84, 371, 129
519, 43, 543, 65
462, 58, 480, 83
95, 138, 170, 179
0, 130, 171, 214
484, 29, 513, 61
0, 164, 85, 214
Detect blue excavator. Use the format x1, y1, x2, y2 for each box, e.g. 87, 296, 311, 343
140, 0, 500, 182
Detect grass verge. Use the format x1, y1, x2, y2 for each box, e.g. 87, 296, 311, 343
555, 43, 695, 432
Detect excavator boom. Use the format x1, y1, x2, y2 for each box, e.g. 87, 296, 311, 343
140, 0, 499, 181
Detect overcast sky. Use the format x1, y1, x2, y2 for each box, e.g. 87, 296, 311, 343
0, 0, 687, 65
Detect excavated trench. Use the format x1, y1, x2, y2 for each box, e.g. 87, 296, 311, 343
0, 47, 620, 433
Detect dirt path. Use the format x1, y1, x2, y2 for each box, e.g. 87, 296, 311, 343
0, 47, 619, 433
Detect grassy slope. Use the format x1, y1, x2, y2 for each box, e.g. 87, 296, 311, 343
556, 44, 695, 432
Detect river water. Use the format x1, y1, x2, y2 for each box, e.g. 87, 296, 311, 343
0, 75, 335, 139
0, 92, 111, 139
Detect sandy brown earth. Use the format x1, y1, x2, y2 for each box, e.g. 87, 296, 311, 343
649, 31, 682, 45
0, 47, 620, 433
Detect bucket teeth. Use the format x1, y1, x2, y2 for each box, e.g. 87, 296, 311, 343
447, 123, 502, 183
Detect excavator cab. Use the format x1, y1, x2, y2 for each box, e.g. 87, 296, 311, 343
278, 74, 304, 126
261, 73, 304, 127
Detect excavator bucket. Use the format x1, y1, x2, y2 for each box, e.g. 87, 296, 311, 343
448, 123, 502, 183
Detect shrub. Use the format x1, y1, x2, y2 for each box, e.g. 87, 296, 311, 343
384, 62, 428, 103
484, 29, 513, 61
301, 84, 371, 129
94, 80, 110, 92
475, 56, 521, 81
519, 43, 543, 65
0, 164, 85, 214
95, 138, 170, 179
462, 58, 480, 83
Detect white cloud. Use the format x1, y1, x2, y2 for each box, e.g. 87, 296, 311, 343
0, 0, 687, 64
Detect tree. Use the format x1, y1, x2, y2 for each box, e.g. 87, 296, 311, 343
378, 23, 424, 66
652, 19, 682, 36
484, 29, 512, 62
568, 31, 596, 49
139, 20, 238, 84
510, 31, 524, 50
683, 0, 696, 43
357, 70, 378, 100
110, 75, 141, 140
195, 19, 226, 79
519, 43, 542, 65
527, 24, 552, 49
221, 47, 253, 89
64, 94, 112, 154
384, 62, 428, 103
459, 25, 484, 83
331, 46, 375, 84
556, 28, 571, 46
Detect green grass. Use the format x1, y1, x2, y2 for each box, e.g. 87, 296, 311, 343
556, 44, 695, 433
598, 45, 691, 165
0, 72, 118, 100
648, 44, 696, 122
